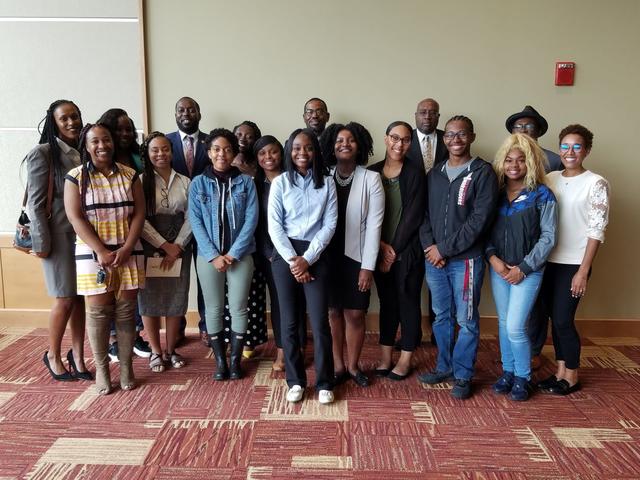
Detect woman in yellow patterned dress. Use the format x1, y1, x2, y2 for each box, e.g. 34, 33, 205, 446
64, 123, 145, 395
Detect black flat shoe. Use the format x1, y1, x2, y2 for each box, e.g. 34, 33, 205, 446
547, 379, 581, 396
334, 371, 350, 386
349, 370, 369, 387
43, 352, 74, 381
387, 369, 412, 381
66, 350, 93, 381
536, 375, 558, 391
374, 367, 391, 377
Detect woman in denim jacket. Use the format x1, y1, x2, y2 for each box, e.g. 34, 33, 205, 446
188, 128, 258, 381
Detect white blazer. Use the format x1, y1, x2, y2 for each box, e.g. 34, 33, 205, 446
333, 166, 385, 271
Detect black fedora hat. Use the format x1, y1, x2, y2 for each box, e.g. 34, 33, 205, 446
505, 105, 548, 137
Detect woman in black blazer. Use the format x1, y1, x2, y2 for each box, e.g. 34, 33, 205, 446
368, 121, 426, 381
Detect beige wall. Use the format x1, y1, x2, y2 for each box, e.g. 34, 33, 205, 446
0, 0, 144, 233
144, 0, 639, 319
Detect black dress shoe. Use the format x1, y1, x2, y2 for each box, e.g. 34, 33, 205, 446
536, 375, 559, 390
387, 369, 412, 381
349, 370, 369, 387
43, 352, 75, 381
374, 367, 391, 377
547, 379, 581, 396
66, 350, 93, 381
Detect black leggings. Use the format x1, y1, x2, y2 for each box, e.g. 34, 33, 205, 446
541, 262, 588, 369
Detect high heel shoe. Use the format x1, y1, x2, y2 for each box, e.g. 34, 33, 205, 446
66, 350, 94, 381
43, 351, 74, 381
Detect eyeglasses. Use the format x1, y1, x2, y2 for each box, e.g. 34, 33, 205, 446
304, 108, 327, 116
388, 134, 412, 145
443, 131, 470, 140
512, 123, 537, 131
160, 187, 169, 208
416, 109, 440, 117
560, 143, 583, 152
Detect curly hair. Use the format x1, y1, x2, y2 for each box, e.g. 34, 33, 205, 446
284, 128, 327, 189
205, 128, 240, 155
494, 133, 547, 191
558, 124, 593, 151
319, 122, 374, 167
140, 131, 171, 217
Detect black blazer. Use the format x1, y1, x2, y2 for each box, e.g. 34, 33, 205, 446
166, 130, 209, 179
405, 128, 447, 175
368, 159, 426, 266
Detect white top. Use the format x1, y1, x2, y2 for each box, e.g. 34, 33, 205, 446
267, 169, 337, 266
546, 170, 610, 264
141, 169, 192, 249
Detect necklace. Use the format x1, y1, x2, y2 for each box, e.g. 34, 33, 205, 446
334, 170, 355, 187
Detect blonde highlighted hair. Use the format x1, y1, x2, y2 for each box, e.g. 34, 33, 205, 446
493, 133, 548, 190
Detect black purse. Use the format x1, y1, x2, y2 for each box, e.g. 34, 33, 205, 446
14, 156, 54, 254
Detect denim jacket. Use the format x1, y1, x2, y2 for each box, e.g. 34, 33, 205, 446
188, 170, 258, 262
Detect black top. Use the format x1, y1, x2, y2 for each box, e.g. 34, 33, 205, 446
328, 179, 352, 258
255, 176, 274, 259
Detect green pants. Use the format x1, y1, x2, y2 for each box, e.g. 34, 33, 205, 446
196, 254, 254, 334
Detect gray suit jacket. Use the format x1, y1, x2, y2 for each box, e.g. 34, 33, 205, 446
26, 140, 80, 253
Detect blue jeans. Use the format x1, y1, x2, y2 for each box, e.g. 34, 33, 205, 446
490, 267, 543, 380
426, 257, 485, 381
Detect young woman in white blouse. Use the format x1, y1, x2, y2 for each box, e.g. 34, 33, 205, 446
268, 128, 338, 404
537, 124, 610, 395
139, 132, 192, 372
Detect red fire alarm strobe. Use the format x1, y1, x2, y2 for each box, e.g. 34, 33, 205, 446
555, 62, 575, 86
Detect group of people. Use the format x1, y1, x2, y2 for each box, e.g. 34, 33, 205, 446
25, 95, 609, 404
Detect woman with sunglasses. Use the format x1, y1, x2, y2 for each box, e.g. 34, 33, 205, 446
369, 121, 425, 381
138, 132, 192, 372
537, 124, 610, 395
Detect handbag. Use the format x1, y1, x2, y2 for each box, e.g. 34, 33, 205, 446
13, 156, 54, 254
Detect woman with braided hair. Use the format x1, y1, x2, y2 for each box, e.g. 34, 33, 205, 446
64, 123, 145, 395
138, 132, 192, 372
25, 99, 89, 381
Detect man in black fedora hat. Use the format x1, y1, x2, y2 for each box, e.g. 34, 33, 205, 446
505, 105, 562, 172
504, 105, 562, 371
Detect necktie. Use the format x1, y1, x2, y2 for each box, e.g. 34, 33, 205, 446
422, 136, 434, 173
184, 136, 195, 177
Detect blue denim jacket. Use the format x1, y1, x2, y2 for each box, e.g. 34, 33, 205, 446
188, 172, 258, 262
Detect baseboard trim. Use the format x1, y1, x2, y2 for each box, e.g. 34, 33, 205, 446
1, 309, 638, 337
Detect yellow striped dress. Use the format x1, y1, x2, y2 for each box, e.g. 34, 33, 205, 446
65, 162, 145, 295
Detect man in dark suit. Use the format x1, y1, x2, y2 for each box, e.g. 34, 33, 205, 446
406, 98, 447, 175
406, 98, 446, 348
302, 97, 330, 138
166, 97, 209, 178
167, 97, 209, 345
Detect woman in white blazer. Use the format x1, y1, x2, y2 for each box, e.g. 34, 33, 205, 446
320, 122, 385, 387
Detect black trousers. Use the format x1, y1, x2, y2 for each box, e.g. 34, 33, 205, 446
256, 253, 307, 349
541, 262, 586, 369
271, 240, 334, 390
528, 295, 549, 356
374, 251, 424, 352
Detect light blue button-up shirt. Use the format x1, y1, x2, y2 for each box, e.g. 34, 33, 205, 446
267, 169, 337, 265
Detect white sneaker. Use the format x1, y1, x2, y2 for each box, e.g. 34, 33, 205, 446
318, 389, 334, 404
286, 385, 304, 403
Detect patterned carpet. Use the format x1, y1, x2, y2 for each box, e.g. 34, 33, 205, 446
1, 326, 640, 479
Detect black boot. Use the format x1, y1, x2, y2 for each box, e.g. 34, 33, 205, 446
208, 333, 228, 381
229, 331, 244, 380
